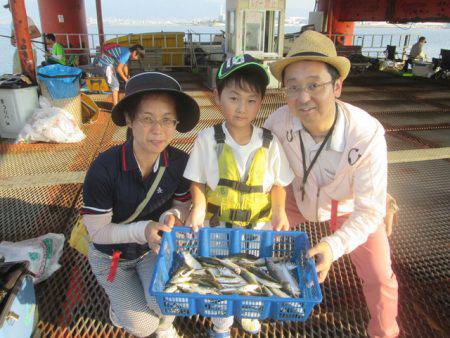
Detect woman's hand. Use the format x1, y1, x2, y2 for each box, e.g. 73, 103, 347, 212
144, 221, 172, 254
271, 208, 290, 231
185, 207, 205, 232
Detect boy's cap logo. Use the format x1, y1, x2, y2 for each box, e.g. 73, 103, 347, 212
225, 55, 246, 70
217, 53, 269, 86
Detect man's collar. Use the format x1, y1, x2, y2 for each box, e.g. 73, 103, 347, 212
292, 104, 346, 152
328, 105, 346, 152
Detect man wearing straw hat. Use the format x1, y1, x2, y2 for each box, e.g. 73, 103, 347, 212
264, 31, 399, 337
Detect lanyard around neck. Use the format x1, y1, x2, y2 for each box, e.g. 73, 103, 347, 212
299, 103, 338, 201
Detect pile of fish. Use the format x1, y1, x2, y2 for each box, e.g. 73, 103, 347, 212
163, 252, 301, 298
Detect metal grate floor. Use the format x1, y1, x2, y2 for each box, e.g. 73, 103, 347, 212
0, 71, 449, 337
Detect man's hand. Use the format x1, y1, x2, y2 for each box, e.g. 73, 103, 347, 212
164, 214, 183, 228
385, 193, 399, 237
308, 241, 333, 283
185, 207, 205, 232
271, 209, 290, 231
144, 221, 172, 254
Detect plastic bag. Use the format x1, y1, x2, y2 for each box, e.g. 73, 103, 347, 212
17, 96, 85, 143
0, 233, 65, 284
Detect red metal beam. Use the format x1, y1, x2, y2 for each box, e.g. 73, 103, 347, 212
394, 0, 450, 22
335, 0, 450, 23
95, 0, 105, 48
10, 0, 36, 80
327, 0, 333, 38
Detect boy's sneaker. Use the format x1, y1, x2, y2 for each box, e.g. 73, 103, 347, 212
239, 318, 261, 334
209, 330, 231, 338
109, 306, 122, 328
156, 325, 179, 338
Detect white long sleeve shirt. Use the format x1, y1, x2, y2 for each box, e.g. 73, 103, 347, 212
264, 100, 387, 261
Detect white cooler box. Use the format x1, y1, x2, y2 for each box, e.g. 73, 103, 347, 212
0, 86, 38, 139
412, 62, 435, 78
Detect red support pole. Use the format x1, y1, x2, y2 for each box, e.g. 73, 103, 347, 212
95, 0, 105, 48
10, 0, 35, 81
327, 0, 333, 39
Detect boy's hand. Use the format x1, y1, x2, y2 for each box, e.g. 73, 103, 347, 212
271, 209, 290, 231
164, 214, 183, 228
185, 207, 206, 232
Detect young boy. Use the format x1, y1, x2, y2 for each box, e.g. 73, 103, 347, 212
184, 54, 294, 337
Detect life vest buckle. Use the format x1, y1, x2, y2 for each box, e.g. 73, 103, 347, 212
229, 209, 251, 222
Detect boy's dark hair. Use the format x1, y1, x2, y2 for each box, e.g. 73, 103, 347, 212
216, 67, 267, 97
281, 62, 340, 85
418, 36, 426, 43
45, 33, 56, 42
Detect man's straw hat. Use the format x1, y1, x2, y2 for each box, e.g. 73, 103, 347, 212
270, 30, 351, 82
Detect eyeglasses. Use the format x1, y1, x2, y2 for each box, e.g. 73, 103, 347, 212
284, 81, 333, 98
136, 116, 179, 128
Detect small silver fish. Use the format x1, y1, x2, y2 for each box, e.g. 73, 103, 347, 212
270, 286, 290, 298
220, 259, 242, 275
169, 275, 192, 284
181, 251, 203, 270
254, 275, 282, 289
266, 259, 300, 298
164, 284, 178, 293
239, 267, 258, 285
221, 284, 259, 294
246, 265, 279, 283
178, 283, 219, 295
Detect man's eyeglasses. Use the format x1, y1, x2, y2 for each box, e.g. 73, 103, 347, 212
284, 81, 333, 97
136, 116, 179, 128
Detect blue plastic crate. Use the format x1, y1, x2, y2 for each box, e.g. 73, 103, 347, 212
149, 227, 322, 321
37, 64, 81, 99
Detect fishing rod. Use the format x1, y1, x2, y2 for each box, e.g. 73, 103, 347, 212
0, 33, 46, 45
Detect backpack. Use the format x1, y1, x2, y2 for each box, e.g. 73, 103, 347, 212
101, 43, 121, 56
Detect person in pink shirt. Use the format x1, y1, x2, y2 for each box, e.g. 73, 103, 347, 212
264, 31, 399, 338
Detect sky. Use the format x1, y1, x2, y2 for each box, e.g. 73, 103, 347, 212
0, 0, 316, 23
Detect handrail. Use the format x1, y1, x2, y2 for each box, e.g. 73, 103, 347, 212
51, 31, 225, 69
328, 33, 418, 59
50, 31, 420, 68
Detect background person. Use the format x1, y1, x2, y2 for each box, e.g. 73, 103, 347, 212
94, 44, 145, 106
43, 33, 66, 65
4, 0, 40, 73
403, 36, 427, 71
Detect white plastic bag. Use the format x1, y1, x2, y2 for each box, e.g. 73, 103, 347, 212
17, 96, 85, 143
0, 233, 65, 284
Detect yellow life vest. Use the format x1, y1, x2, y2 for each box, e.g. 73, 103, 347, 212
206, 124, 273, 228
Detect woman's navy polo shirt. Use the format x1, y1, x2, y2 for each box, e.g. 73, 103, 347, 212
81, 141, 191, 260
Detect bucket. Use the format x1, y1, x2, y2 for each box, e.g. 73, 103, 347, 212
37, 64, 82, 99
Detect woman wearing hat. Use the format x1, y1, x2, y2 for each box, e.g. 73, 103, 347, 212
81, 72, 200, 337
264, 31, 399, 337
